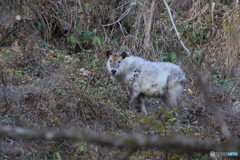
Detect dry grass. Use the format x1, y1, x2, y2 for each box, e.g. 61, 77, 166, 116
0, 0, 239, 159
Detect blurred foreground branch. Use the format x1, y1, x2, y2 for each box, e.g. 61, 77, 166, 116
163, 0, 235, 145
0, 125, 239, 156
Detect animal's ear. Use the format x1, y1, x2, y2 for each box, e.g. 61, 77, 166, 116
106, 51, 112, 57
120, 52, 128, 59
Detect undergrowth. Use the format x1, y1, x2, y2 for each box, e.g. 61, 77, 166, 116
0, 0, 239, 159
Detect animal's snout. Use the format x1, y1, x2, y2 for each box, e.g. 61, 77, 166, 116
111, 69, 117, 75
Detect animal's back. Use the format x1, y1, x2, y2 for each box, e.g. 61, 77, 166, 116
122, 56, 185, 97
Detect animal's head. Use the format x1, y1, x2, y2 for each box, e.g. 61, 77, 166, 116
106, 51, 128, 76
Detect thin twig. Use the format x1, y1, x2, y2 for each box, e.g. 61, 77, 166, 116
101, 0, 136, 44
102, 1, 137, 27
162, 0, 191, 56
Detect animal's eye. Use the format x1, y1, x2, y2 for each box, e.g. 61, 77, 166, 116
118, 61, 121, 63
110, 60, 112, 62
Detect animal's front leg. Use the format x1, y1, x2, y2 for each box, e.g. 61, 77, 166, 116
138, 94, 148, 116
125, 86, 132, 99
129, 90, 139, 111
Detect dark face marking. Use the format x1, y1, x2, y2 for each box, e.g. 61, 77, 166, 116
109, 53, 123, 72
106, 51, 129, 75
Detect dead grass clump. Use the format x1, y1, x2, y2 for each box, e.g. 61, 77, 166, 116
0, 0, 240, 159
0, 45, 136, 159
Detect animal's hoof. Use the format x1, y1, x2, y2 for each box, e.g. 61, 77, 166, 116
139, 112, 148, 116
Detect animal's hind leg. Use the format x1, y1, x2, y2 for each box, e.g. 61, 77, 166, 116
164, 85, 184, 123
164, 82, 184, 109
161, 95, 177, 110
161, 94, 181, 124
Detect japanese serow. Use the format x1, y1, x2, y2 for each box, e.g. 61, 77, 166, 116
106, 51, 186, 116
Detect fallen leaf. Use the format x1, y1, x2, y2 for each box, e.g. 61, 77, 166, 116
12, 40, 21, 52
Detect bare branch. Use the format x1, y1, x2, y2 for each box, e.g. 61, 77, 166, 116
101, 1, 137, 44
0, 125, 239, 154
197, 72, 234, 144
162, 0, 233, 143
162, 0, 191, 56
101, 1, 137, 27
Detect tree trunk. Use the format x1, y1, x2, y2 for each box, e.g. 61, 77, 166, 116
143, 0, 156, 51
